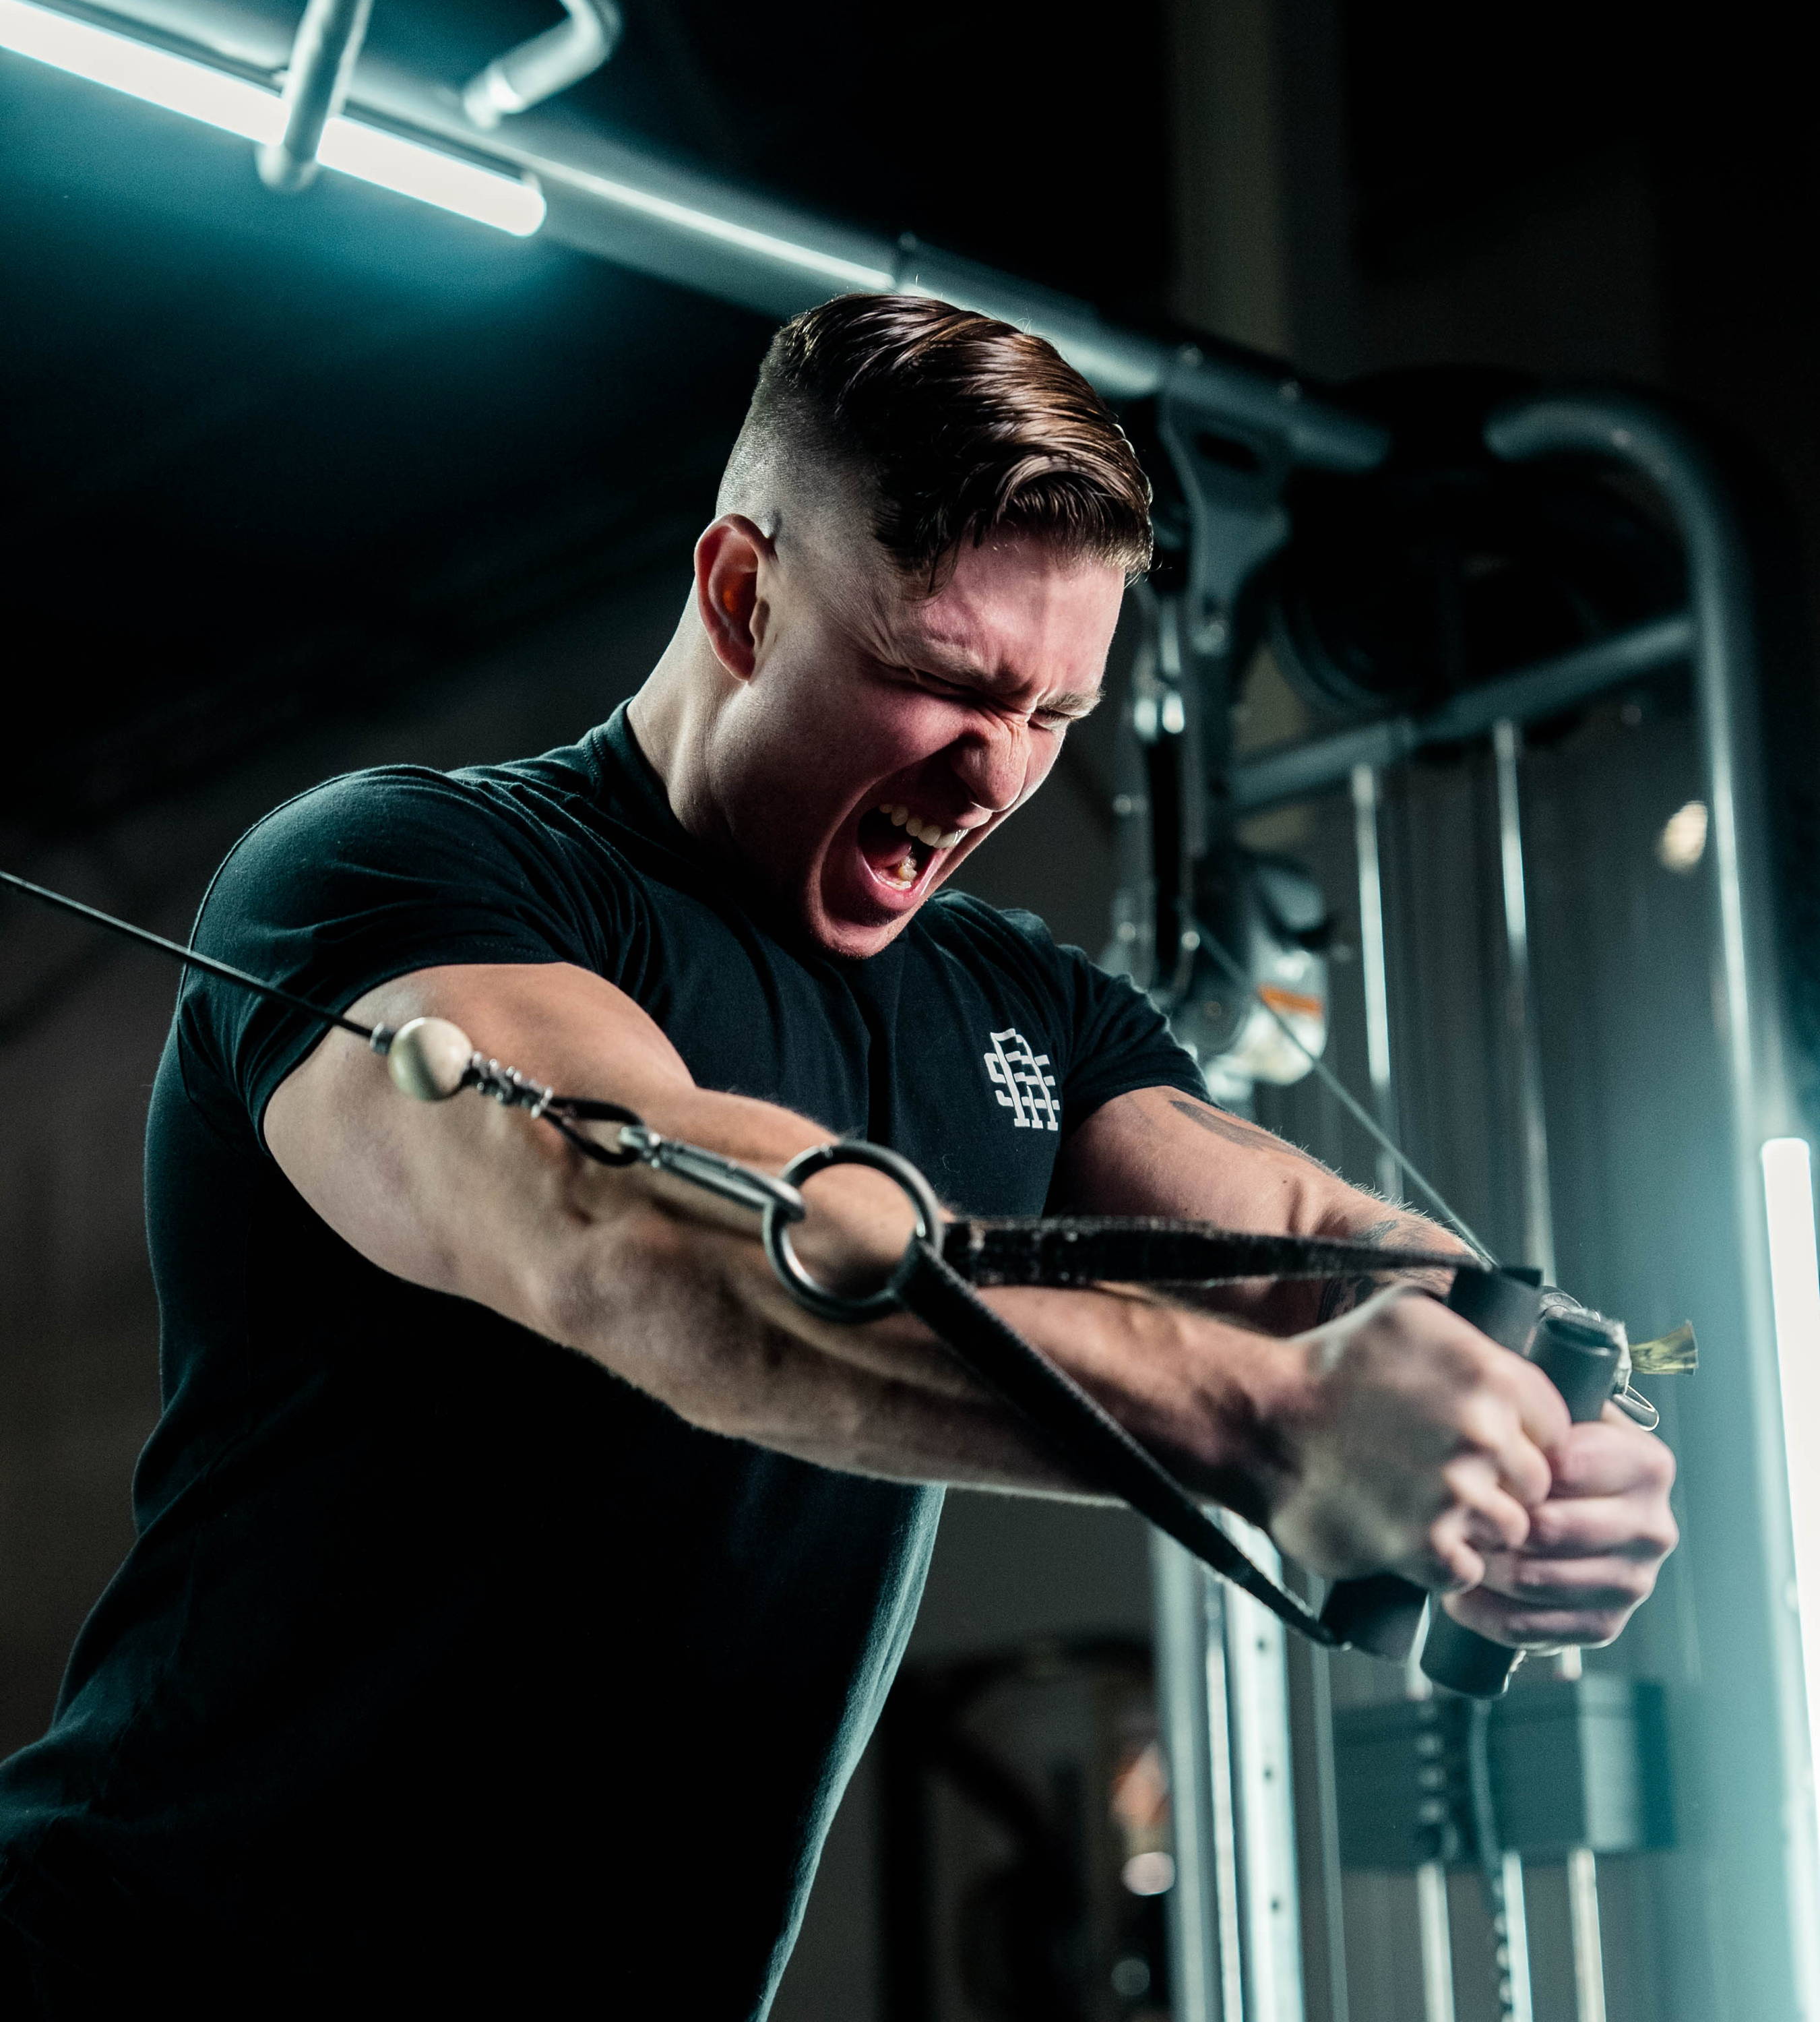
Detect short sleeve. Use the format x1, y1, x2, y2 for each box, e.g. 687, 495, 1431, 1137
181, 766, 637, 1143
1057, 942, 1208, 1122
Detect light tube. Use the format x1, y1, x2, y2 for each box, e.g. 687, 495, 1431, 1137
1763, 1136, 1820, 1781
316, 119, 544, 236
555, 161, 893, 290
0, 0, 545, 235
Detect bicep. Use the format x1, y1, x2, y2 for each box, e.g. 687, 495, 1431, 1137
264, 960, 694, 1314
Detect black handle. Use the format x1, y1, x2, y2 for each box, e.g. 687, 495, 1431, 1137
1419, 1309, 1624, 1694
1319, 1269, 1545, 1659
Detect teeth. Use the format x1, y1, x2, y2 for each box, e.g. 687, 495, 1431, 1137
874, 805, 964, 853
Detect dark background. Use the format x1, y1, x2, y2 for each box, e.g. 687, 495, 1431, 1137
7, 0, 1815, 840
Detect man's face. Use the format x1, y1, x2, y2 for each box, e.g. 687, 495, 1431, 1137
700, 522, 1127, 959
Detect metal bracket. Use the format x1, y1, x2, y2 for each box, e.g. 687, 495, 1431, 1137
257, 0, 372, 192
1134, 358, 1309, 1012
463, 0, 623, 129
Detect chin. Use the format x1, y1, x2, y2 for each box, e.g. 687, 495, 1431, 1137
804, 905, 917, 961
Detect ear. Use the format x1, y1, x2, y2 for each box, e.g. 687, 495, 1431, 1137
693, 514, 772, 682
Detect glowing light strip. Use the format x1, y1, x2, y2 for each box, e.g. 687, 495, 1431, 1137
550, 161, 893, 289
316, 119, 544, 236
1763, 1136, 1820, 1785
0, 0, 546, 235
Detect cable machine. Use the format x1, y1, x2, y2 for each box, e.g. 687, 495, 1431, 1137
1117, 374, 1820, 2022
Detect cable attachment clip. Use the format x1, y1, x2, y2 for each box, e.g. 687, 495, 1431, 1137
375, 1016, 803, 1213
617, 1124, 808, 1223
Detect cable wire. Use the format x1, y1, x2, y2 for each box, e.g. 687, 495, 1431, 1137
0, 869, 377, 1041
1195, 925, 1497, 1264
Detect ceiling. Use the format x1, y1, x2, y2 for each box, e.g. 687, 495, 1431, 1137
0, 0, 1170, 838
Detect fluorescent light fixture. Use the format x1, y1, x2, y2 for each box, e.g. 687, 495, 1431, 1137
0, 0, 545, 235
317, 119, 544, 236
0, 0, 276, 137
1764, 1136, 1820, 1781
555, 162, 892, 290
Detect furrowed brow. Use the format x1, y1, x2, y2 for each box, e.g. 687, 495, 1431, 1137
906, 653, 1101, 720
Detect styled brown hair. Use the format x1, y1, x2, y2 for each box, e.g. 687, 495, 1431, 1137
725, 293, 1154, 588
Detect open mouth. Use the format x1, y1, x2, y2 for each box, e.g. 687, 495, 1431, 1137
854, 801, 966, 896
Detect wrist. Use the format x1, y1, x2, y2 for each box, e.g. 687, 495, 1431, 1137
1125, 1302, 1311, 1531
1220, 1328, 1315, 1531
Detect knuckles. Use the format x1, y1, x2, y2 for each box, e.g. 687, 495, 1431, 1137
1281, 1289, 1678, 1625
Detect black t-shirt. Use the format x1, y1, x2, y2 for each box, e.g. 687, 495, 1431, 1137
0, 707, 1201, 2016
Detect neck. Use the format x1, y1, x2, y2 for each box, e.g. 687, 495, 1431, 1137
626, 608, 729, 849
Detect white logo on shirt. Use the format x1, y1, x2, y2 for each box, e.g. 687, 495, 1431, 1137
983, 1027, 1059, 1132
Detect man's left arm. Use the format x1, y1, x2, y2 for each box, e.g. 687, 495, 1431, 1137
1053, 1083, 1454, 1334
1057, 1086, 1678, 1649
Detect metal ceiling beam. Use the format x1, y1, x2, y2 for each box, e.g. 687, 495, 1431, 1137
27, 0, 1387, 473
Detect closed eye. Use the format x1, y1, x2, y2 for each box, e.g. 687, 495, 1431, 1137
892, 665, 1098, 731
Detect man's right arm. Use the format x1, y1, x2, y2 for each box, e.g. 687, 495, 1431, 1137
263, 959, 1567, 1592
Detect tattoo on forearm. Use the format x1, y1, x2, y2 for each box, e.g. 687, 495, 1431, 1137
1315, 1215, 1401, 1324
1162, 1095, 1454, 1324
1315, 1213, 1460, 1322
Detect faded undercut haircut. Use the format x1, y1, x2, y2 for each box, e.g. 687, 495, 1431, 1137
719, 293, 1154, 589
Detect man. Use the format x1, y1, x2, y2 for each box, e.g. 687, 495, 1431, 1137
0, 296, 1676, 2015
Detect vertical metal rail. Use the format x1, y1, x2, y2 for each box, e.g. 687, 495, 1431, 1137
1224, 1518, 1308, 2022
1493, 716, 1610, 2022
1405, 1655, 1457, 2022
1307, 1642, 1352, 2022
1414, 1862, 1457, 2022
1488, 396, 1820, 2021
1154, 1523, 1307, 2022
1156, 1539, 1235, 2022
1352, 758, 1455, 2022
1486, 718, 1544, 2022
1350, 764, 1402, 1202
1491, 718, 1556, 1285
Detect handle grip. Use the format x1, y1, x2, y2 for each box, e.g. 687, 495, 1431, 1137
1315, 1268, 1625, 1691
1419, 1310, 1623, 1695
1318, 1268, 1545, 1660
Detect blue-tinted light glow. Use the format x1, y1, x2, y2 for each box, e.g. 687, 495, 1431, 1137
553, 161, 891, 288
0, 0, 544, 235
0, 0, 278, 139
317, 118, 544, 235
1763, 1136, 1820, 1783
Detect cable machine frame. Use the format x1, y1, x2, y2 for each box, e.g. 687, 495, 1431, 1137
1143, 391, 1819, 2022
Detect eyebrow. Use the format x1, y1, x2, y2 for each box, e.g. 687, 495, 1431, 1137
904, 653, 1102, 719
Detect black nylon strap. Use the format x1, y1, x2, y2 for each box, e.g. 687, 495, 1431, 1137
898, 1242, 1339, 1647
942, 1217, 1461, 1289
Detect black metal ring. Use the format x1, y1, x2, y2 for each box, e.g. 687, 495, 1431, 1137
761, 1141, 943, 1324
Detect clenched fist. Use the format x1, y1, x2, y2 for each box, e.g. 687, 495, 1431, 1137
1263, 1285, 1676, 1645
1441, 1411, 1677, 1647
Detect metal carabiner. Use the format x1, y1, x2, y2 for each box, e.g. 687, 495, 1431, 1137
616, 1123, 809, 1223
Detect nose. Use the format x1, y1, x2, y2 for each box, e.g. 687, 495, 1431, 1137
948, 714, 1030, 815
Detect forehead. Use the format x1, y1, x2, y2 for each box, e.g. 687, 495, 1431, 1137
850, 534, 1127, 700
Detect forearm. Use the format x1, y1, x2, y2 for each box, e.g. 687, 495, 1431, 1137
271, 965, 1296, 1512
1305, 1196, 1468, 1329
541, 1152, 1296, 1518
1057, 1086, 1469, 1335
